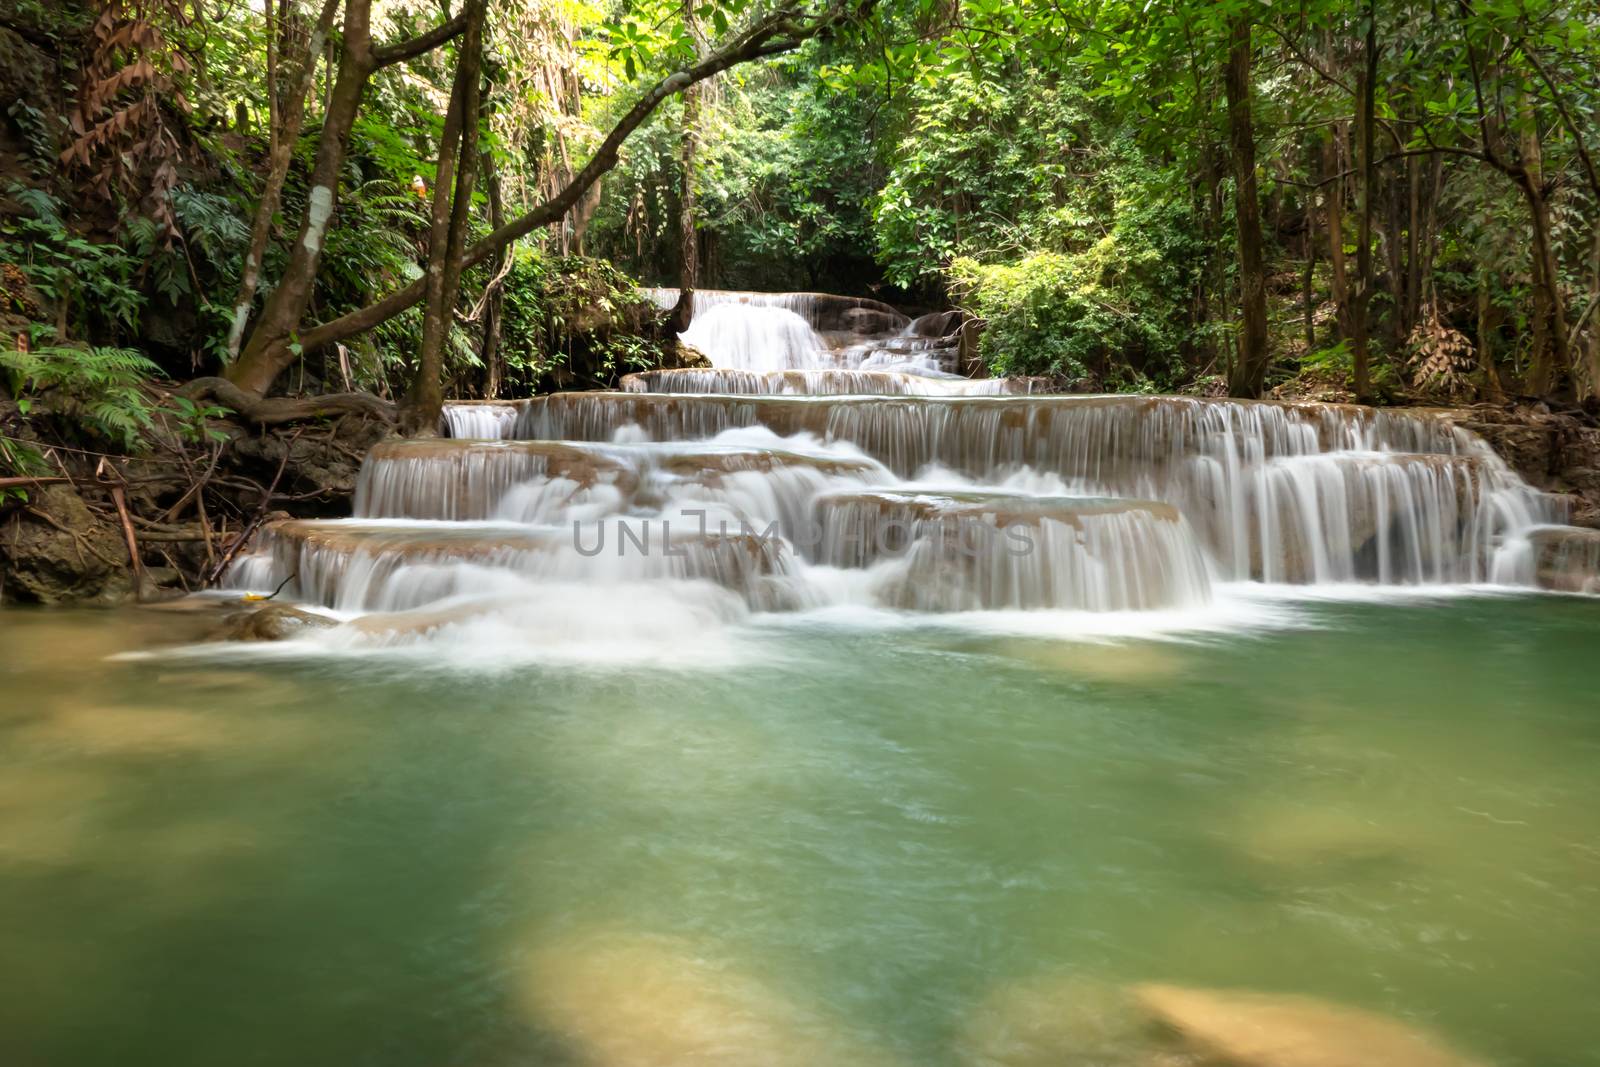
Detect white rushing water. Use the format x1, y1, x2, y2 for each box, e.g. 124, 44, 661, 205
241, 288, 1596, 655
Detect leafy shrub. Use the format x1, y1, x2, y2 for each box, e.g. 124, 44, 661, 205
951, 202, 1201, 388
496, 251, 662, 390
0, 183, 146, 338
1, 341, 161, 449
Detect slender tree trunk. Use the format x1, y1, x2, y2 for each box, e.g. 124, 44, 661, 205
1224, 17, 1269, 398
288, 1, 870, 363
1405, 131, 1422, 333
1476, 273, 1504, 402
678, 0, 702, 297
226, 0, 341, 361
1324, 131, 1349, 340
1303, 210, 1317, 349
1417, 155, 1444, 309
1583, 227, 1600, 400
480, 149, 506, 399
1351, 1, 1378, 402
402, 0, 486, 435
1519, 119, 1571, 397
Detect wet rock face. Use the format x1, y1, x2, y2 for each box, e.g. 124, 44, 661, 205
1444, 403, 1600, 527
1134, 984, 1488, 1067
1530, 525, 1600, 593
1, 484, 134, 605
209, 602, 336, 642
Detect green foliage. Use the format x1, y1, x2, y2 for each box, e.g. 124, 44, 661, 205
0, 433, 51, 504
0, 183, 146, 338
0, 341, 162, 449
162, 395, 232, 445
953, 235, 1196, 388
873, 67, 1097, 289
495, 250, 662, 391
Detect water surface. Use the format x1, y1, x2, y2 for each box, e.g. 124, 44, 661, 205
1, 593, 1597, 1066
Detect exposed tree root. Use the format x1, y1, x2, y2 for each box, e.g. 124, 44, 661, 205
178, 377, 396, 426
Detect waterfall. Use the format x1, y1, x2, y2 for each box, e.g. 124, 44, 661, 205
441, 402, 519, 439
225, 287, 1596, 649
664, 287, 979, 380
621, 369, 1043, 396
509, 393, 1560, 584
678, 304, 831, 371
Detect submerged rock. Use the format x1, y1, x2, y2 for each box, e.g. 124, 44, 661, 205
210, 602, 336, 642
1133, 984, 1488, 1067
956, 973, 1197, 1067
514, 926, 892, 1067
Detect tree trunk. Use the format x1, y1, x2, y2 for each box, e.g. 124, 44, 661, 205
678, 0, 702, 298
226, 0, 376, 396
1224, 17, 1269, 398
1351, 2, 1378, 402
1302, 209, 1316, 349
224, 3, 468, 397
480, 148, 506, 399
284, 1, 870, 369
401, 0, 486, 435
679, 84, 701, 293
1404, 133, 1422, 333
1519, 119, 1571, 397
226, 0, 341, 362
1475, 274, 1504, 402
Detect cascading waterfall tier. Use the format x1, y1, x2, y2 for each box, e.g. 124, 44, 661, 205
226, 518, 797, 613
678, 303, 833, 372
621, 369, 1044, 396
811, 491, 1212, 611
654, 287, 978, 379
508, 392, 1559, 584
441, 401, 520, 439
225, 287, 1593, 650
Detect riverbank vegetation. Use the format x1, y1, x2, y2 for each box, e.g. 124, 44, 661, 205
3, 0, 1600, 600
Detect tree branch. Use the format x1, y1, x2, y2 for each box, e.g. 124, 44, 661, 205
1520, 44, 1600, 202
372, 11, 466, 67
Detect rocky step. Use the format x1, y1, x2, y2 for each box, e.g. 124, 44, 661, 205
511, 393, 1475, 476
355, 438, 888, 522
225, 518, 794, 613
355, 439, 641, 520
810, 490, 1212, 612
1529, 524, 1600, 593
620, 368, 1043, 396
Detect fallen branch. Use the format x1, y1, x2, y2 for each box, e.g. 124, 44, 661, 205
205, 429, 301, 586
97, 457, 145, 598
0, 476, 70, 491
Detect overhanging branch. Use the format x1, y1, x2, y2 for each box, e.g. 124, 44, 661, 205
373, 11, 467, 67
298, 0, 872, 351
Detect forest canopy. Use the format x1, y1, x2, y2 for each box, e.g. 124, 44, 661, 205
2, 0, 1599, 442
